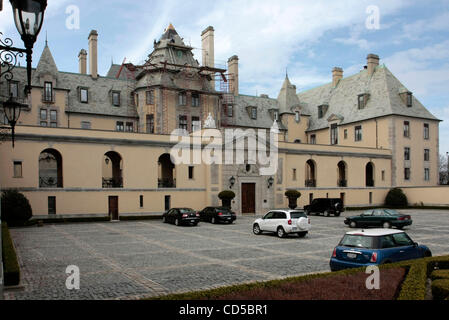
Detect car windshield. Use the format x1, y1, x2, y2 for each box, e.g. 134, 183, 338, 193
340, 235, 374, 249
179, 208, 194, 214
384, 209, 399, 216
290, 211, 307, 219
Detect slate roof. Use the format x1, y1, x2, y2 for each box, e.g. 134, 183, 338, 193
297, 65, 440, 132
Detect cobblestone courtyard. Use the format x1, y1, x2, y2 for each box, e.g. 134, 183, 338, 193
4, 210, 449, 300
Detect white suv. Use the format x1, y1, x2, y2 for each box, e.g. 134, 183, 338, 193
253, 209, 311, 238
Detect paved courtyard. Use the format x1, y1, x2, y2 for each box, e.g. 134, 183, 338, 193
4, 209, 449, 300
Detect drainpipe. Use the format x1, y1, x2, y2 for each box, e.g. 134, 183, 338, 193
0, 193, 4, 300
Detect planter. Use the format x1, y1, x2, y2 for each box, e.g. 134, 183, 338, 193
218, 190, 236, 209
285, 190, 301, 210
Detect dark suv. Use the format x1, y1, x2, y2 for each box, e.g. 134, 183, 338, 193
304, 198, 344, 217
199, 206, 237, 224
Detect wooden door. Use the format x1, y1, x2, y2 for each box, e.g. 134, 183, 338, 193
108, 196, 119, 221
241, 183, 256, 214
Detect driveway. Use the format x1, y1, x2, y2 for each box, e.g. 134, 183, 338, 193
4, 209, 449, 300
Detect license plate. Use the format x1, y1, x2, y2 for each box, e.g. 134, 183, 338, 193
292, 227, 298, 231
347, 253, 357, 259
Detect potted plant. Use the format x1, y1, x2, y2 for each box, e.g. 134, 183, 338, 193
285, 190, 301, 210
218, 190, 235, 208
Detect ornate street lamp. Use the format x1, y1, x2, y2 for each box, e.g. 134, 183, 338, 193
0, 0, 47, 147
229, 176, 236, 189
267, 176, 274, 189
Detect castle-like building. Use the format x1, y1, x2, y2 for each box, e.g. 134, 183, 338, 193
0, 24, 443, 218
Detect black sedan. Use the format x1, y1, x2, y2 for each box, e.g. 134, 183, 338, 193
344, 209, 412, 229
199, 206, 236, 224
162, 208, 200, 226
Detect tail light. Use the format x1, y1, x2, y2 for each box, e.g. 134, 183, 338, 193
308, 218, 311, 224
332, 248, 337, 258
370, 252, 377, 263
288, 219, 292, 225
182, 214, 188, 218
398, 216, 405, 221
218, 212, 223, 216
196, 213, 200, 217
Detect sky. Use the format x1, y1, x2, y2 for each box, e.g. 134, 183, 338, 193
1, 0, 449, 154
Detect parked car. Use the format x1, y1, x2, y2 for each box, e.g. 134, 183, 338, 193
162, 208, 200, 226
253, 209, 311, 238
330, 229, 431, 271
344, 209, 412, 229
198, 206, 236, 224
304, 198, 344, 217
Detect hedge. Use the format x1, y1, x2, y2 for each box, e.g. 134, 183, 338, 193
431, 279, 449, 300
1, 223, 21, 286
430, 270, 449, 280
150, 255, 449, 300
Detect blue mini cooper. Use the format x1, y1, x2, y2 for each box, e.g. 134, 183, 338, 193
330, 229, 432, 271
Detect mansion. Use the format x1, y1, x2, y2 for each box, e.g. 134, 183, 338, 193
0, 24, 443, 218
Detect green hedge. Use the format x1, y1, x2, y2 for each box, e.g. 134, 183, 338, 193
1, 223, 21, 286
431, 270, 449, 280
431, 279, 449, 300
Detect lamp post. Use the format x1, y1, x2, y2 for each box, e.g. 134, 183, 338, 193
0, 0, 47, 147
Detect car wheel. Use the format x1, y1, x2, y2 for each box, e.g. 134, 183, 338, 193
162, 216, 166, 223
424, 250, 432, 257
324, 210, 331, 217
211, 217, 217, 224
277, 227, 286, 238
297, 232, 308, 238
253, 224, 261, 235
334, 211, 341, 217
350, 221, 357, 228
175, 219, 180, 226
383, 222, 391, 229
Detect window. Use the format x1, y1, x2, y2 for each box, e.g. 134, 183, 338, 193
330, 124, 338, 145
382, 170, 385, 181
179, 115, 188, 130
81, 121, 91, 129
404, 147, 410, 161
274, 111, 279, 121
355, 126, 362, 141
318, 105, 325, 118
135, 93, 139, 107
295, 111, 300, 122
80, 88, 88, 103
146, 114, 154, 134
192, 94, 200, 107
404, 168, 411, 180
112, 92, 121, 106
40, 121, 48, 127
344, 129, 348, 140
44, 82, 53, 102
251, 107, 257, 119
404, 121, 410, 138
178, 92, 187, 106
177, 50, 183, 58
227, 105, 233, 117
188, 166, 194, 180
125, 122, 134, 132
392, 233, 413, 246
13, 161, 22, 178
424, 168, 430, 181
424, 123, 429, 140
140, 195, 144, 208
191, 116, 201, 132
310, 134, 316, 144
48, 196, 56, 215
146, 90, 154, 105
294, 139, 301, 144
40, 109, 47, 120
50, 110, 57, 121
358, 95, 365, 109
406, 93, 413, 108
424, 149, 430, 162
293, 168, 297, 181
116, 121, 124, 131
9, 81, 18, 98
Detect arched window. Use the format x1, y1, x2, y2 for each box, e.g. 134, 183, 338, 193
39, 149, 63, 188
158, 153, 176, 188
103, 151, 123, 188
305, 160, 316, 187
366, 162, 375, 187
338, 161, 347, 187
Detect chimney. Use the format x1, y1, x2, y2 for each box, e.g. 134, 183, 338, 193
367, 54, 379, 76
228, 55, 239, 96
78, 49, 87, 74
88, 30, 98, 79
332, 67, 343, 87
201, 26, 214, 67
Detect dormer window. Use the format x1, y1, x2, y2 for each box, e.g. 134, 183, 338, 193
9, 81, 18, 98
251, 107, 257, 120
407, 92, 413, 108
274, 110, 279, 121
399, 90, 413, 107
112, 91, 121, 106
295, 111, 300, 122
318, 105, 328, 119
80, 88, 88, 103
44, 82, 53, 102
357, 93, 370, 109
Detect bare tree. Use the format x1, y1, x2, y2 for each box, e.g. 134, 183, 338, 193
439, 153, 449, 185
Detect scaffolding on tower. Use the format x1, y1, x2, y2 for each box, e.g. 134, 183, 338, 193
218, 73, 234, 128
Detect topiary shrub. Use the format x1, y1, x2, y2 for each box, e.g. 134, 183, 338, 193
1, 223, 21, 286
432, 279, 449, 300
285, 190, 301, 210
431, 270, 449, 281
1, 189, 33, 227
218, 190, 235, 208
385, 188, 408, 208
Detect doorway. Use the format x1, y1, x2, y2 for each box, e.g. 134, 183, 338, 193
241, 183, 256, 214
108, 196, 119, 221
